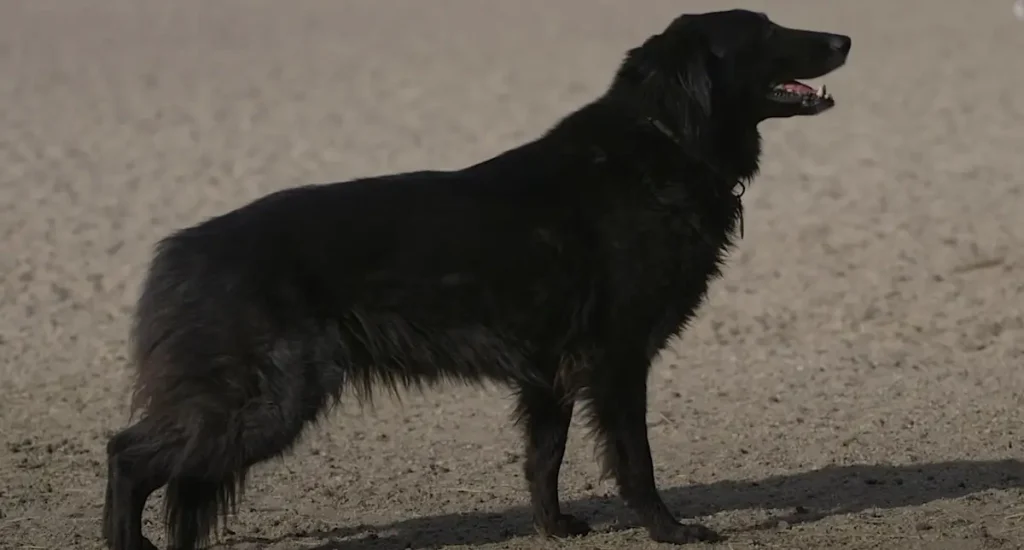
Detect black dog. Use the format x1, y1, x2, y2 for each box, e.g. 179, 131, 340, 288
103, 9, 850, 549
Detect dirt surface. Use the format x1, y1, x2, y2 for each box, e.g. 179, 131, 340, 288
2, 1, 1024, 549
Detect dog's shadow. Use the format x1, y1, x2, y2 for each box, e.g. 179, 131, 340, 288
224, 459, 1023, 549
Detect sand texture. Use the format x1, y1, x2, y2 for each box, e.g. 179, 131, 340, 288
2, 1, 1024, 549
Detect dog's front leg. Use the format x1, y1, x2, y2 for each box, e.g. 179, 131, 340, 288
515, 385, 590, 539
587, 353, 722, 545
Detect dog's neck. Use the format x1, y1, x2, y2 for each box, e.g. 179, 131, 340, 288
643, 113, 761, 181
549, 97, 762, 197
642, 114, 758, 239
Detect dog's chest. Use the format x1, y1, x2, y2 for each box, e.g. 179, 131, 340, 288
603, 190, 741, 318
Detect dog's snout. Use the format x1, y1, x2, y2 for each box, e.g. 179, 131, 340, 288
827, 34, 852, 55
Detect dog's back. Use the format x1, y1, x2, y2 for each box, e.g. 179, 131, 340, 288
130, 148, 605, 402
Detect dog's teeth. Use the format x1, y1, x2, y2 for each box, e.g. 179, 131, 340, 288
819, 85, 827, 98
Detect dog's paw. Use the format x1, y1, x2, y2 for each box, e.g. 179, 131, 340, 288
535, 513, 592, 539
648, 522, 723, 545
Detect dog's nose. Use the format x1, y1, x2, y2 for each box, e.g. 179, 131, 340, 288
828, 34, 852, 55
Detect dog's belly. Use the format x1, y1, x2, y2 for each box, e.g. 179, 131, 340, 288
302, 258, 591, 390
332, 307, 538, 389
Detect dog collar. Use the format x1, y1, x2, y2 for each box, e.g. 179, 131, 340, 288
646, 118, 747, 239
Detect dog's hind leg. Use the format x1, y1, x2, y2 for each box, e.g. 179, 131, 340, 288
514, 384, 589, 539
585, 351, 721, 545
103, 418, 172, 550
104, 401, 307, 550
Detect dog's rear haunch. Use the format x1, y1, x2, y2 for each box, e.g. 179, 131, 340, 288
104, 10, 850, 549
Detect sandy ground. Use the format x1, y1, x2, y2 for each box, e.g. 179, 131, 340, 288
2, 1, 1024, 549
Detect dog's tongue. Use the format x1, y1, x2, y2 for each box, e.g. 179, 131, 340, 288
780, 81, 815, 94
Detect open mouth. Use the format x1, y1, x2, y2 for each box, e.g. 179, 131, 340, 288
767, 80, 835, 113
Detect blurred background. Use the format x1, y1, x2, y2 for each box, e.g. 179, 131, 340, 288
2, 1, 1023, 549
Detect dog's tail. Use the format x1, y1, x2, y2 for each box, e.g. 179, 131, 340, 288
158, 394, 307, 548
104, 407, 252, 550
163, 469, 247, 549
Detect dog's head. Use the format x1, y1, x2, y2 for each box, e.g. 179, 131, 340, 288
613, 10, 851, 139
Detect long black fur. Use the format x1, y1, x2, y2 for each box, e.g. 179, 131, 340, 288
103, 10, 850, 549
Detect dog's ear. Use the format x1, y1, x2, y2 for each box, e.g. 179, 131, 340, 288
617, 20, 713, 145
669, 32, 713, 143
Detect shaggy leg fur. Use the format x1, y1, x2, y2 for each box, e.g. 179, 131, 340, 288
515, 385, 589, 538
